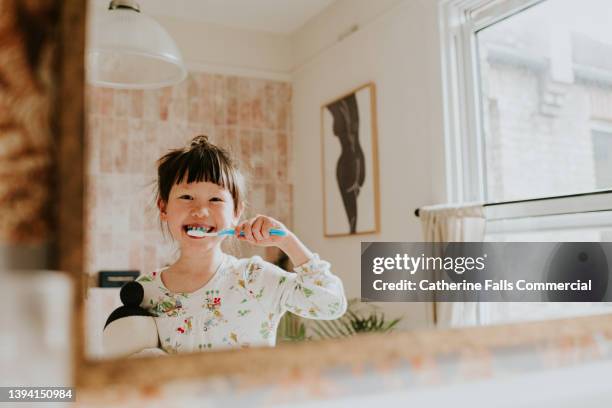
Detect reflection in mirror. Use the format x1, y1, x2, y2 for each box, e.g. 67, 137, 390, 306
84, 0, 356, 360
85, 76, 350, 358
83, 0, 612, 362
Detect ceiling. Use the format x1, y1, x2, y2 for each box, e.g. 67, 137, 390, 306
90, 0, 336, 34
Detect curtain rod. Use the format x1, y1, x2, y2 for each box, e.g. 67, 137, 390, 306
414, 189, 612, 217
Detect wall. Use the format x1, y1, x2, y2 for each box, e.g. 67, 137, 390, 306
290, 0, 447, 329
154, 15, 293, 79
85, 73, 293, 280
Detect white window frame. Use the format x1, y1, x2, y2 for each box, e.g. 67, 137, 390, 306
439, 0, 612, 219
439, 0, 612, 326
440, 0, 545, 203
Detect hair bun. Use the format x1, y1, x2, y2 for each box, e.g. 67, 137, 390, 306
190, 135, 210, 148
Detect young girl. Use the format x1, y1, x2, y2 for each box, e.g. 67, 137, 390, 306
136, 135, 347, 354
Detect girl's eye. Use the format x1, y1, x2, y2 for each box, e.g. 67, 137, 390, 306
210, 197, 223, 202
179, 195, 193, 200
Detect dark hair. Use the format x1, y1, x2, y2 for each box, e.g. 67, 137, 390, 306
156, 135, 246, 214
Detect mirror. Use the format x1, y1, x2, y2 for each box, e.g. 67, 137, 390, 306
0, 0, 611, 395
82, 0, 612, 364
5, 0, 612, 395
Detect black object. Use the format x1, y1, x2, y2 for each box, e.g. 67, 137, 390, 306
99, 270, 140, 287
545, 242, 609, 302
104, 281, 154, 329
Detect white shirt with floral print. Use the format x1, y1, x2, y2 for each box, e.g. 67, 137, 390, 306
135, 253, 347, 354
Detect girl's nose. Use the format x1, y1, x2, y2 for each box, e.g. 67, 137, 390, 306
190, 205, 210, 217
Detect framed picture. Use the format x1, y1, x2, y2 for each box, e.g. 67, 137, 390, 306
321, 82, 380, 237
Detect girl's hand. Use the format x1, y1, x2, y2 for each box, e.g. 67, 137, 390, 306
235, 215, 291, 248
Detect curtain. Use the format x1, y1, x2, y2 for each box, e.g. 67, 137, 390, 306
419, 203, 486, 327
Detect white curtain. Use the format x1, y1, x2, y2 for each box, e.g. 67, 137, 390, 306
419, 203, 486, 327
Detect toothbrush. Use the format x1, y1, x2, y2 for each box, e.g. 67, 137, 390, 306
186, 227, 286, 238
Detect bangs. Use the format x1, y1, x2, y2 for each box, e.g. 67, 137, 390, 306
156, 135, 247, 214
158, 148, 239, 204
173, 149, 234, 190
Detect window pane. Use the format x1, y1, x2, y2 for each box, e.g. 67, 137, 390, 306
483, 211, 612, 324
477, 0, 612, 201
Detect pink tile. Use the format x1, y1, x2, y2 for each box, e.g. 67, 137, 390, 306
251, 79, 265, 129
114, 119, 129, 173
238, 78, 252, 127
114, 89, 129, 117
129, 196, 145, 230
158, 87, 171, 121
188, 99, 199, 123
144, 208, 160, 231
248, 182, 265, 213
128, 120, 144, 173
213, 75, 226, 126
100, 118, 114, 173
265, 184, 276, 207
277, 132, 288, 181
130, 90, 144, 118
98, 232, 112, 253
252, 98, 264, 129
100, 88, 114, 116
279, 82, 292, 102
199, 73, 214, 99
225, 78, 238, 123
87, 116, 101, 174
226, 95, 238, 125
171, 98, 187, 122
264, 83, 277, 129
129, 242, 142, 270
224, 127, 238, 158
239, 129, 251, 163
277, 103, 290, 132
279, 83, 293, 132
262, 131, 277, 181
277, 184, 293, 228
142, 90, 159, 120
85, 87, 95, 114
199, 94, 214, 125
226, 76, 238, 96
143, 245, 158, 275
187, 75, 199, 100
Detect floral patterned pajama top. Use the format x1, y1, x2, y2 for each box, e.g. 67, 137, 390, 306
136, 254, 347, 354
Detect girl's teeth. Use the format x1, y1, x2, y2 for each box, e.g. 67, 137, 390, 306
185, 225, 215, 237
187, 229, 206, 237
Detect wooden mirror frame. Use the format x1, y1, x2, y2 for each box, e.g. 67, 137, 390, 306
50, 0, 612, 393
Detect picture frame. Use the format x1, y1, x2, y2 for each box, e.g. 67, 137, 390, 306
321, 83, 380, 237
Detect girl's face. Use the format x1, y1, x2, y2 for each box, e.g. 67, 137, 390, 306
159, 181, 242, 250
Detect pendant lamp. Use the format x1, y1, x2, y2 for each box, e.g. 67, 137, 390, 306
87, 0, 187, 89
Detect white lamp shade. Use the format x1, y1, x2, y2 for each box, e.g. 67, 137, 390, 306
87, 7, 187, 89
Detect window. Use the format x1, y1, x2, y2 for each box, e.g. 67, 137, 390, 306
442, 0, 612, 202
592, 126, 612, 189
440, 0, 612, 325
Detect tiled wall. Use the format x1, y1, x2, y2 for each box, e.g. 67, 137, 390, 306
85, 73, 293, 281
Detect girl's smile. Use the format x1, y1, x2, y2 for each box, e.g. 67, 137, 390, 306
160, 180, 241, 247
184, 224, 215, 238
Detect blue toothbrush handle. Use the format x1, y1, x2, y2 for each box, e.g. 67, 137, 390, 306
221, 228, 287, 237
237, 228, 286, 237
